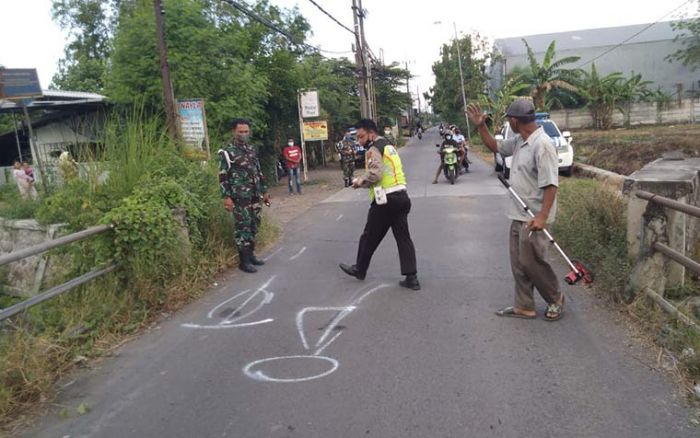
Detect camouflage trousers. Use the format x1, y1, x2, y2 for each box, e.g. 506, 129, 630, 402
232, 197, 262, 251
341, 160, 355, 184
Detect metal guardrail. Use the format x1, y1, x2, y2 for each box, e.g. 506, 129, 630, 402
0, 224, 115, 322
636, 191, 700, 330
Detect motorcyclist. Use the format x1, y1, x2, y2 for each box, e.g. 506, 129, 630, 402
432, 132, 459, 184
453, 128, 468, 173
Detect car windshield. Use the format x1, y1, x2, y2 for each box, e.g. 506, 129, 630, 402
537, 120, 560, 138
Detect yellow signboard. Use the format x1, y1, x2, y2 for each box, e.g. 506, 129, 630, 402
303, 121, 329, 141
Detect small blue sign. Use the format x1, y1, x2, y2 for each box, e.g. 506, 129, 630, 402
0, 68, 42, 100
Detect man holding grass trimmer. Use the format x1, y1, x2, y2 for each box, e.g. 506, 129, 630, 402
467, 98, 565, 321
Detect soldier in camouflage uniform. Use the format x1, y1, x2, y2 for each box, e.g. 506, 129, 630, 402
338, 134, 356, 187
219, 119, 271, 273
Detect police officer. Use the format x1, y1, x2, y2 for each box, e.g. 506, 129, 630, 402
218, 118, 271, 274
339, 119, 420, 290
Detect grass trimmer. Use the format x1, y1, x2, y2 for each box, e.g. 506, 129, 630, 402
498, 175, 593, 285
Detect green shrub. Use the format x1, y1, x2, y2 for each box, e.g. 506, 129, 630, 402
553, 178, 631, 299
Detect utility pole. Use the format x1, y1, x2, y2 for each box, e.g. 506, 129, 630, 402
416, 85, 421, 115
405, 61, 412, 127
352, 0, 374, 121
154, 0, 179, 143
453, 22, 471, 141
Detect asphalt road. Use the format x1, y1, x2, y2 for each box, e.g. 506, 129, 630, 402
25, 129, 697, 437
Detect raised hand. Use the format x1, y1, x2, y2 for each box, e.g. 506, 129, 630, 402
467, 104, 486, 127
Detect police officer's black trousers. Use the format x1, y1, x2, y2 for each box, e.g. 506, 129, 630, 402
356, 190, 417, 276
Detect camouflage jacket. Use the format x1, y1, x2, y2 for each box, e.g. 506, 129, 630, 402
339, 140, 356, 163
218, 142, 267, 200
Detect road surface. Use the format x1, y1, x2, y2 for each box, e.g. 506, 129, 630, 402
25, 129, 697, 437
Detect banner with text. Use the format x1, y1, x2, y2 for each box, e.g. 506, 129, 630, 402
178, 99, 210, 159
303, 121, 328, 141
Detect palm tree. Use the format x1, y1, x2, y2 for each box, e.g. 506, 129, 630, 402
522, 39, 581, 110
480, 75, 530, 131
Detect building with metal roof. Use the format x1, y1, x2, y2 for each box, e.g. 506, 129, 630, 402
489, 21, 698, 98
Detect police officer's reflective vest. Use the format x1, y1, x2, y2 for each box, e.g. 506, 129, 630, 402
367, 141, 406, 201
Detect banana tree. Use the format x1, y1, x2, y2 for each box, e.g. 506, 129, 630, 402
578, 63, 624, 129
523, 39, 581, 110
480, 75, 530, 131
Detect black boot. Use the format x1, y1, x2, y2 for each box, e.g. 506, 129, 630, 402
339, 263, 366, 280
399, 274, 421, 290
238, 249, 257, 273
250, 244, 265, 266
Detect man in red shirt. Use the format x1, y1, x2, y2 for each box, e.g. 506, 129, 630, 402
282, 138, 303, 194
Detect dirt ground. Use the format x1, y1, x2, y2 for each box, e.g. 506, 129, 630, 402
573, 124, 700, 175
265, 165, 346, 227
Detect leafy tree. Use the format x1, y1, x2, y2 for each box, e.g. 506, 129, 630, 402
479, 75, 530, 132
51, 0, 117, 92
522, 39, 581, 110
372, 62, 412, 130
429, 33, 489, 130
577, 64, 650, 130
668, 2, 700, 70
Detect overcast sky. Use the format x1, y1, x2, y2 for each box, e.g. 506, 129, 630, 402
1, 0, 698, 108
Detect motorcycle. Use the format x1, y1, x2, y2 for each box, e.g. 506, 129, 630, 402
436, 143, 459, 185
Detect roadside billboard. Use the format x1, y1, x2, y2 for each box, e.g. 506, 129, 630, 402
177, 98, 210, 160
303, 121, 328, 141
299, 91, 320, 118
0, 68, 42, 100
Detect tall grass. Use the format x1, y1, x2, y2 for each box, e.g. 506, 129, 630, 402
553, 178, 631, 299
0, 109, 278, 429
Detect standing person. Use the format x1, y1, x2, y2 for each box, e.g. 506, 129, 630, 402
282, 138, 302, 195
338, 132, 356, 187
12, 161, 36, 200
339, 119, 420, 290
218, 119, 271, 274
467, 99, 565, 321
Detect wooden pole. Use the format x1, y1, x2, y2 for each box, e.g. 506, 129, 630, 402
22, 102, 47, 193
154, 0, 179, 143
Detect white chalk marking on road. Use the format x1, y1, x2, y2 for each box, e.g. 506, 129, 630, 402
181, 319, 274, 330
314, 331, 343, 356
296, 306, 356, 350
182, 276, 276, 329
262, 247, 284, 262
314, 307, 355, 349
289, 247, 307, 261
335, 214, 343, 222
207, 289, 251, 319
243, 355, 339, 383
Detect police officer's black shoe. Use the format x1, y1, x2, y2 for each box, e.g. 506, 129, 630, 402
339, 263, 365, 280
239, 250, 258, 273
399, 274, 421, 291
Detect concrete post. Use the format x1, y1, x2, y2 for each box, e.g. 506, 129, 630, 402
624, 157, 700, 298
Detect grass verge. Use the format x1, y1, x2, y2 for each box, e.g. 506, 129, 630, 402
554, 177, 700, 393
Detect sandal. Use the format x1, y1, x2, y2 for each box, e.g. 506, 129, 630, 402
495, 306, 536, 319
544, 295, 565, 321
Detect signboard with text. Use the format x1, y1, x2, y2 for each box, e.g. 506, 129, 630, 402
0, 68, 42, 100
177, 98, 210, 159
302, 121, 328, 141
299, 91, 320, 118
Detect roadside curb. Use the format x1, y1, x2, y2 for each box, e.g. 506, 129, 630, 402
573, 162, 626, 191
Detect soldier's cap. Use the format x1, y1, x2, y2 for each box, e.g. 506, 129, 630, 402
505, 98, 536, 118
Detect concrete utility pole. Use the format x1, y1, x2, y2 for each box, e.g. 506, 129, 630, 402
154, 0, 179, 142
453, 22, 471, 141
405, 61, 412, 126
352, 0, 374, 120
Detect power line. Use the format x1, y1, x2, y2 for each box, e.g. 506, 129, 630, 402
577, 0, 695, 69
218, 0, 348, 56
305, 0, 356, 35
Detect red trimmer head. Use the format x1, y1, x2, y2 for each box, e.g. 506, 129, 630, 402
565, 260, 594, 285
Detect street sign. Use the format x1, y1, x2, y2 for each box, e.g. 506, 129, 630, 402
300, 91, 320, 118
177, 98, 210, 160
303, 121, 329, 141
0, 68, 42, 100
